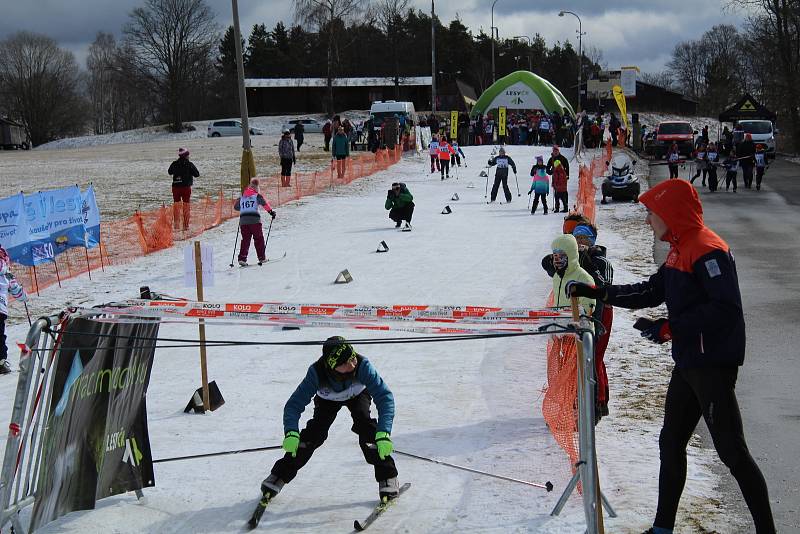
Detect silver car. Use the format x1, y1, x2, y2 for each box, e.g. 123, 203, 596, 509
281, 118, 324, 134
207, 120, 264, 137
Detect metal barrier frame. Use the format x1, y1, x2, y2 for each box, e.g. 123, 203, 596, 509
549, 316, 617, 533
0, 315, 63, 534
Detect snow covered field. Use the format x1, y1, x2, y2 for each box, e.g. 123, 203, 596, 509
0, 143, 746, 533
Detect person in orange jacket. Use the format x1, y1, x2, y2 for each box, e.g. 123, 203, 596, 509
437, 138, 456, 180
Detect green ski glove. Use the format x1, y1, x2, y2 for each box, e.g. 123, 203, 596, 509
283, 431, 300, 457
375, 432, 393, 460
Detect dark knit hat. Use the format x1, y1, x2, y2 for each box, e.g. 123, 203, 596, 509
322, 336, 355, 369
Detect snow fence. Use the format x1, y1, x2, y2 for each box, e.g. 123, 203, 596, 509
10, 146, 403, 295
541, 141, 609, 470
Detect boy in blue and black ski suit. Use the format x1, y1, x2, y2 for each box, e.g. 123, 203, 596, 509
261, 336, 400, 501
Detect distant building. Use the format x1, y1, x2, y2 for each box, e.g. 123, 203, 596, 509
578, 79, 698, 116
245, 76, 432, 115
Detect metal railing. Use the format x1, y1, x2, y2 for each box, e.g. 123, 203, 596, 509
0, 315, 64, 534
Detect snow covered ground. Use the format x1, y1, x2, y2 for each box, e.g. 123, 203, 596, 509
0, 144, 746, 533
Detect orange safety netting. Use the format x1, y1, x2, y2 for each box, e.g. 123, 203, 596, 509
12, 146, 404, 295
542, 140, 611, 468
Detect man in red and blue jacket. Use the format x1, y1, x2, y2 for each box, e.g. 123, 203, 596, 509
567, 179, 775, 534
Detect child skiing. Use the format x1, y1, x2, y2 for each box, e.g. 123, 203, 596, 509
528, 155, 550, 214
253, 336, 399, 526
667, 142, 680, 179
689, 142, 707, 186
722, 151, 739, 192
428, 135, 440, 174
551, 159, 569, 213
451, 140, 466, 167
437, 138, 455, 180
705, 143, 720, 192
0, 247, 28, 375
233, 178, 276, 266
755, 144, 768, 191
487, 147, 517, 203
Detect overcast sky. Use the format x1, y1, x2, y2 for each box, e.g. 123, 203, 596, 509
0, 0, 747, 74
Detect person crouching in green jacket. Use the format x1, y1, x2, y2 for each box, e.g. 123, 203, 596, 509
385, 182, 414, 230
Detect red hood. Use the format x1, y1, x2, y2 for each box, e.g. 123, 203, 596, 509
243, 187, 259, 196
639, 179, 703, 245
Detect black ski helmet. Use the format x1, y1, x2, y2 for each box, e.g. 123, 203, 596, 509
322, 336, 355, 369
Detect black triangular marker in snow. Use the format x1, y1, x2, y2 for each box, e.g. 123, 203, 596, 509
441, 205, 452, 214
451, 193, 459, 201
334, 269, 353, 284
376, 240, 389, 253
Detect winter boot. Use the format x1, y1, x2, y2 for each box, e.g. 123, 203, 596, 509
238, 260, 247, 267
261, 474, 285, 499
379, 477, 400, 500
531, 200, 538, 215
0, 359, 11, 375
395, 220, 401, 228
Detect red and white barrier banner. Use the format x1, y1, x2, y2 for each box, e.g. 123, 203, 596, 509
100, 299, 573, 323
88, 313, 547, 336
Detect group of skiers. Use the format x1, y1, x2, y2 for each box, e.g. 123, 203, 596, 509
673, 133, 769, 192
427, 134, 466, 180
485, 145, 569, 211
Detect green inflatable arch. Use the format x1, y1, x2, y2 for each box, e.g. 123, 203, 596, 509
470, 70, 575, 118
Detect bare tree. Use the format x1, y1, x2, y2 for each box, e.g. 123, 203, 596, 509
640, 70, 675, 90
87, 32, 118, 134
667, 40, 708, 100
375, 0, 409, 98
123, 0, 219, 132
0, 31, 88, 146
295, 0, 369, 114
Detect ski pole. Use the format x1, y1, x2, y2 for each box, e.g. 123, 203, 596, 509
484, 167, 490, 200
153, 444, 283, 464
23, 301, 32, 326
264, 216, 274, 253
228, 225, 241, 268
393, 449, 553, 491
514, 172, 521, 196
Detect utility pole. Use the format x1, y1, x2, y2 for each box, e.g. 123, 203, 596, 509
431, 0, 436, 113
231, 0, 255, 192
491, 0, 500, 83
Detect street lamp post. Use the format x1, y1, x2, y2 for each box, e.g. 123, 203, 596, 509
559, 10, 585, 112
432, 0, 436, 113
513, 35, 533, 71
491, 0, 500, 83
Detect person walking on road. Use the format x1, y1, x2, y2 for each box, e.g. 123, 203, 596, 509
754, 144, 768, 191
294, 121, 305, 151
488, 147, 516, 203
258, 336, 400, 502
168, 147, 199, 230
666, 142, 680, 179
332, 126, 350, 180
738, 133, 756, 189
279, 129, 296, 187
567, 179, 776, 534
233, 178, 276, 266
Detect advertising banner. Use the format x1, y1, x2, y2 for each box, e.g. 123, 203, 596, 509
81, 184, 101, 249
0, 193, 31, 264
30, 317, 159, 531
498, 107, 507, 136
450, 110, 458, 140
22, 192, 54, 266
43, 185, 85, 255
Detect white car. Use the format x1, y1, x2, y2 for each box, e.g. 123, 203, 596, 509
281, 118, 324, 134
207, 120, 263, 137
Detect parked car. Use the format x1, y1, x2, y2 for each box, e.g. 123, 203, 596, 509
207, 120, 263, 137
651, 121, 695, 158
737, 119, 776, 158
281, 118, 324, 134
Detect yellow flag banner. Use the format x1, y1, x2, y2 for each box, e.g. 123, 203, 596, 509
498, 107, 507, 136
612, 85, 629, 131
450, 110, 458, 140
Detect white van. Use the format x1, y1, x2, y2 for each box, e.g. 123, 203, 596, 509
738, 120, 776, 157
369, 101, 417, 124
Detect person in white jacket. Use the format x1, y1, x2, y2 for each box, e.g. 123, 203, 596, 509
0, 247, 28, 374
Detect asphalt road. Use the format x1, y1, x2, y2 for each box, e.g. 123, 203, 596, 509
647, 159, 800, 532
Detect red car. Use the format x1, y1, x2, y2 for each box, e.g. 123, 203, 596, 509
652, 121, 696, 158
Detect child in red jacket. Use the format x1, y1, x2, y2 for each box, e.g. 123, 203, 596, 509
551, 160, 569, 213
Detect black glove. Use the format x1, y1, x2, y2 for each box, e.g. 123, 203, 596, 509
564, 281, 605, 300
633, 317, 671, 344
269, 210, 276, 219
388, 189, 394, 196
